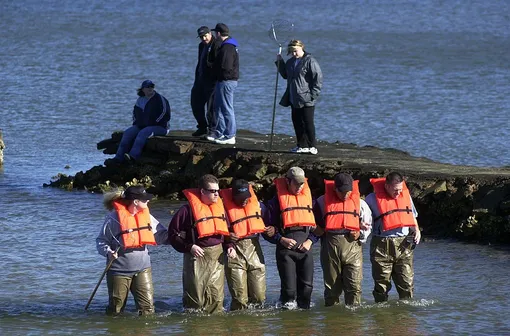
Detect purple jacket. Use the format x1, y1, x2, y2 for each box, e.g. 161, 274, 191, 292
168, 204, 233, 253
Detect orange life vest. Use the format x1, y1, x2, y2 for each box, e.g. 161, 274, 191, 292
182, 188, 229, 238
112, 201, 156, 249
324, 179, 361, 231
370, 178, 416, 232
274, 177, 316, 228
219, 185, 266, 238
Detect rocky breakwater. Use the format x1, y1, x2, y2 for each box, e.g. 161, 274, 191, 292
46, 129, 510, 244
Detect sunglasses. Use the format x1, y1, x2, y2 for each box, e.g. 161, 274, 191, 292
204, 189, 219, 194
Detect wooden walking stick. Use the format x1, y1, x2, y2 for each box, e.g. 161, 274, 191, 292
84, 246, 120, 310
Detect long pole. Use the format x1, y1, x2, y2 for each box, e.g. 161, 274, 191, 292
84, 246, 120, 310
269, 46, 282, 151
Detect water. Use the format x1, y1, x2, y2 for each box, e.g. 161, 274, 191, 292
1, 0, 509, 334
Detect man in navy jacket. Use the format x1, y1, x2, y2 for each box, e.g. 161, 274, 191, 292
115, 80, 171, 162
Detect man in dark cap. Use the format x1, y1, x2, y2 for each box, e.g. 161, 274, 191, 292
219, 179, 275, 310
204, 23, 239, 145
190, 26, 223, 137
313, 173, 372, 306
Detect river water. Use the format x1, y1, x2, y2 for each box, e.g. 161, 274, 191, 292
1, 0, 509, 335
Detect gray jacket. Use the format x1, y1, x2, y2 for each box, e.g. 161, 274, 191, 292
96, 211, 168, 274
276, 52, 323, 108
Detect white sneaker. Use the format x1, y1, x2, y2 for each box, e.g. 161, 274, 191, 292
204, 135, 216, 141
214, 136, 236, 145
309, 147, 318, 155
297, 147, 310, 153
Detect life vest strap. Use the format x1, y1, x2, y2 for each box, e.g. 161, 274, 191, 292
230, 212, 262, 226
193, 215, 226, 227
119, 224, 152, 235
374, 207, 412, 221
281, 205, 313, 213
324, 210, 359, 218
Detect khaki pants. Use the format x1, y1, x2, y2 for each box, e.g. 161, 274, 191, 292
183, 244, 225, 314
320, 233, 363, 306
106, 267, 154, 316
226, 237, 266, 310
370, 236, 414, 302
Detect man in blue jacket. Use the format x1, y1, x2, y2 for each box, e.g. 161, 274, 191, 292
115, 80, 171, 162
205, 23, 239, 145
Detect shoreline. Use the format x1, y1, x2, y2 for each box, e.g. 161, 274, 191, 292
45, 129, 510, 244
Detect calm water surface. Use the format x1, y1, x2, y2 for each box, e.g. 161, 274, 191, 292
1, 0, 509, 335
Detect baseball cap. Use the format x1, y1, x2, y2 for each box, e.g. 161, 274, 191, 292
232, 179, 251, 204
286, 167, 305, 184
211, 23, 229, 35
334, 173, 353, 192
140, 80, 155, 88
123, 185, 154, 201
197, 26, 210, 37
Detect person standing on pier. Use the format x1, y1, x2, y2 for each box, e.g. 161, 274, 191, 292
114, 80, 171, 162
205, 23, 239, 145
190, 26, 222, 137
264, 167, 318, 309
219, 179, 275, 310
96, 185, 168, 316
276, 40, 323, 155
313, 173, 372, 306
167, 174, 235, 314
365, 172, 421, 302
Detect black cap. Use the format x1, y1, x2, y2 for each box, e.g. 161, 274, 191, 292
140, 79, 155, 89
123, 185, 154, 201
334, 173, 353, 192
197, 26, 210, 38
211, 23, 229, 35
232, 179, 251, 204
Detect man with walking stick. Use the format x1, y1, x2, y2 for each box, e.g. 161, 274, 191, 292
93, 186, 168, 315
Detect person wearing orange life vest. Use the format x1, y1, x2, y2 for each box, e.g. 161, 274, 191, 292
220, 179, 276, 310
264, 167, 319, 309
365, 172, 422, 303
313, 173, 372, 306
168, 174, 235, 314
96, 185, 168, 316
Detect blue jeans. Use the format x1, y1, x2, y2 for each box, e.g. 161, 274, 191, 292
210, 80, 237, 139
115, 125, 167, 161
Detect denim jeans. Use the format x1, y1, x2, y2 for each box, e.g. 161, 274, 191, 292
210, 80, 237, 139
115, 125, 167, 161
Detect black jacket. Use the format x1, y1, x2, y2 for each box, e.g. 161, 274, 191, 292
194, 37, 222, 84
213, 37, 239, 81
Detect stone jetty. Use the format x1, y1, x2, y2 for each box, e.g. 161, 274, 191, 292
46, 129, 510, 244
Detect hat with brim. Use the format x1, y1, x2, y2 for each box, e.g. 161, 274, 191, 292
123, 185, 154, 201
140, 80, 155, 89
211, 23, 229, 35
197, 26, 210, 37
286, 167, 306, 184
232, 179, 251, 204
334, 173, 353, 192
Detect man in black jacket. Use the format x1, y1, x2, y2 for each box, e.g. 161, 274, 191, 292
191, 26, 221, 137
205, 23, 239, 145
